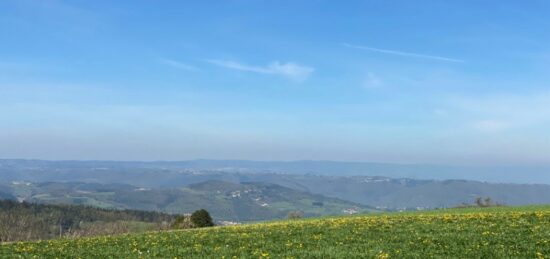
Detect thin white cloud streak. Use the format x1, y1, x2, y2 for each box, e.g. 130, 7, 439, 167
206, 59, 314, 81
342, 43, 465, 63
447, 92, 550, 132
160, 58, 198, 71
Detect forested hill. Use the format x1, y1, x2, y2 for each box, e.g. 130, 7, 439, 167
0, 200, 177, 242
2, 181, 375, 222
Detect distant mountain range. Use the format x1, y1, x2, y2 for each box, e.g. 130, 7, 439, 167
1, 159, 549, 184
2, 159, 550, 214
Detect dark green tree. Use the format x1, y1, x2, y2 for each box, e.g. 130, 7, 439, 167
190, 209, 214, 228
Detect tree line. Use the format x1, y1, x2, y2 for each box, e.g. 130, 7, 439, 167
0, 199, 177, 242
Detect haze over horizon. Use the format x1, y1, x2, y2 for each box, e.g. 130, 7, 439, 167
2, 1, 550, 166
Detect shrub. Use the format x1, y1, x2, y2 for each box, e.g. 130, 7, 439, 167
474, 197, 501, 207
312, 201, 324, 207
190, 209, 214, 228
171, 215, 195, 229
287, 211, 303, 220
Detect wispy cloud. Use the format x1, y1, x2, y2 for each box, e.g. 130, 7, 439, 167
342, 43, 465, 63
363, 72, 383, 89
473, 120, 508, 132
446, 92, 550, 132
206, 59, 314, 81
160, 58, 198, 71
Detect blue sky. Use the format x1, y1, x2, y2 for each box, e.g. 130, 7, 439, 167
1, 0, 550, 165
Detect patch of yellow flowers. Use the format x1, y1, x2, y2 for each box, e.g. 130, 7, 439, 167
2, 207, 550, 258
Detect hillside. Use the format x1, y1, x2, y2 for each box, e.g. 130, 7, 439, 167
3, 181, 372, 222
4, 159, 550, 210
257, 175, 550, 209
0, 200, 176, 242
2, 206, 550, 258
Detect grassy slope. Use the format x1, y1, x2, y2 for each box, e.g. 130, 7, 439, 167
2, 206, 550, 258
8, 181, 372, 222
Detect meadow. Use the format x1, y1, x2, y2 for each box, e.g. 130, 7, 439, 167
2, 206, 550, 258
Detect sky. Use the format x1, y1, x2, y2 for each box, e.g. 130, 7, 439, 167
1, 0, 550, 165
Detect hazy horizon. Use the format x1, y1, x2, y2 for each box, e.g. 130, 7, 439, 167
3, 158, 550, 185
3, 157, 550, 168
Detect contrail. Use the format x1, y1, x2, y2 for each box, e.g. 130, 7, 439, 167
342, 43, 465, 63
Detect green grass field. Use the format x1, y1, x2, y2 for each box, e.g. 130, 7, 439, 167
2, 206, 550, 258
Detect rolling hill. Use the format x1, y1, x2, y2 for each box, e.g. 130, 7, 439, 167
3, 206, 550, 258
3, 159, 550, 210
3, 180, 374, 222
